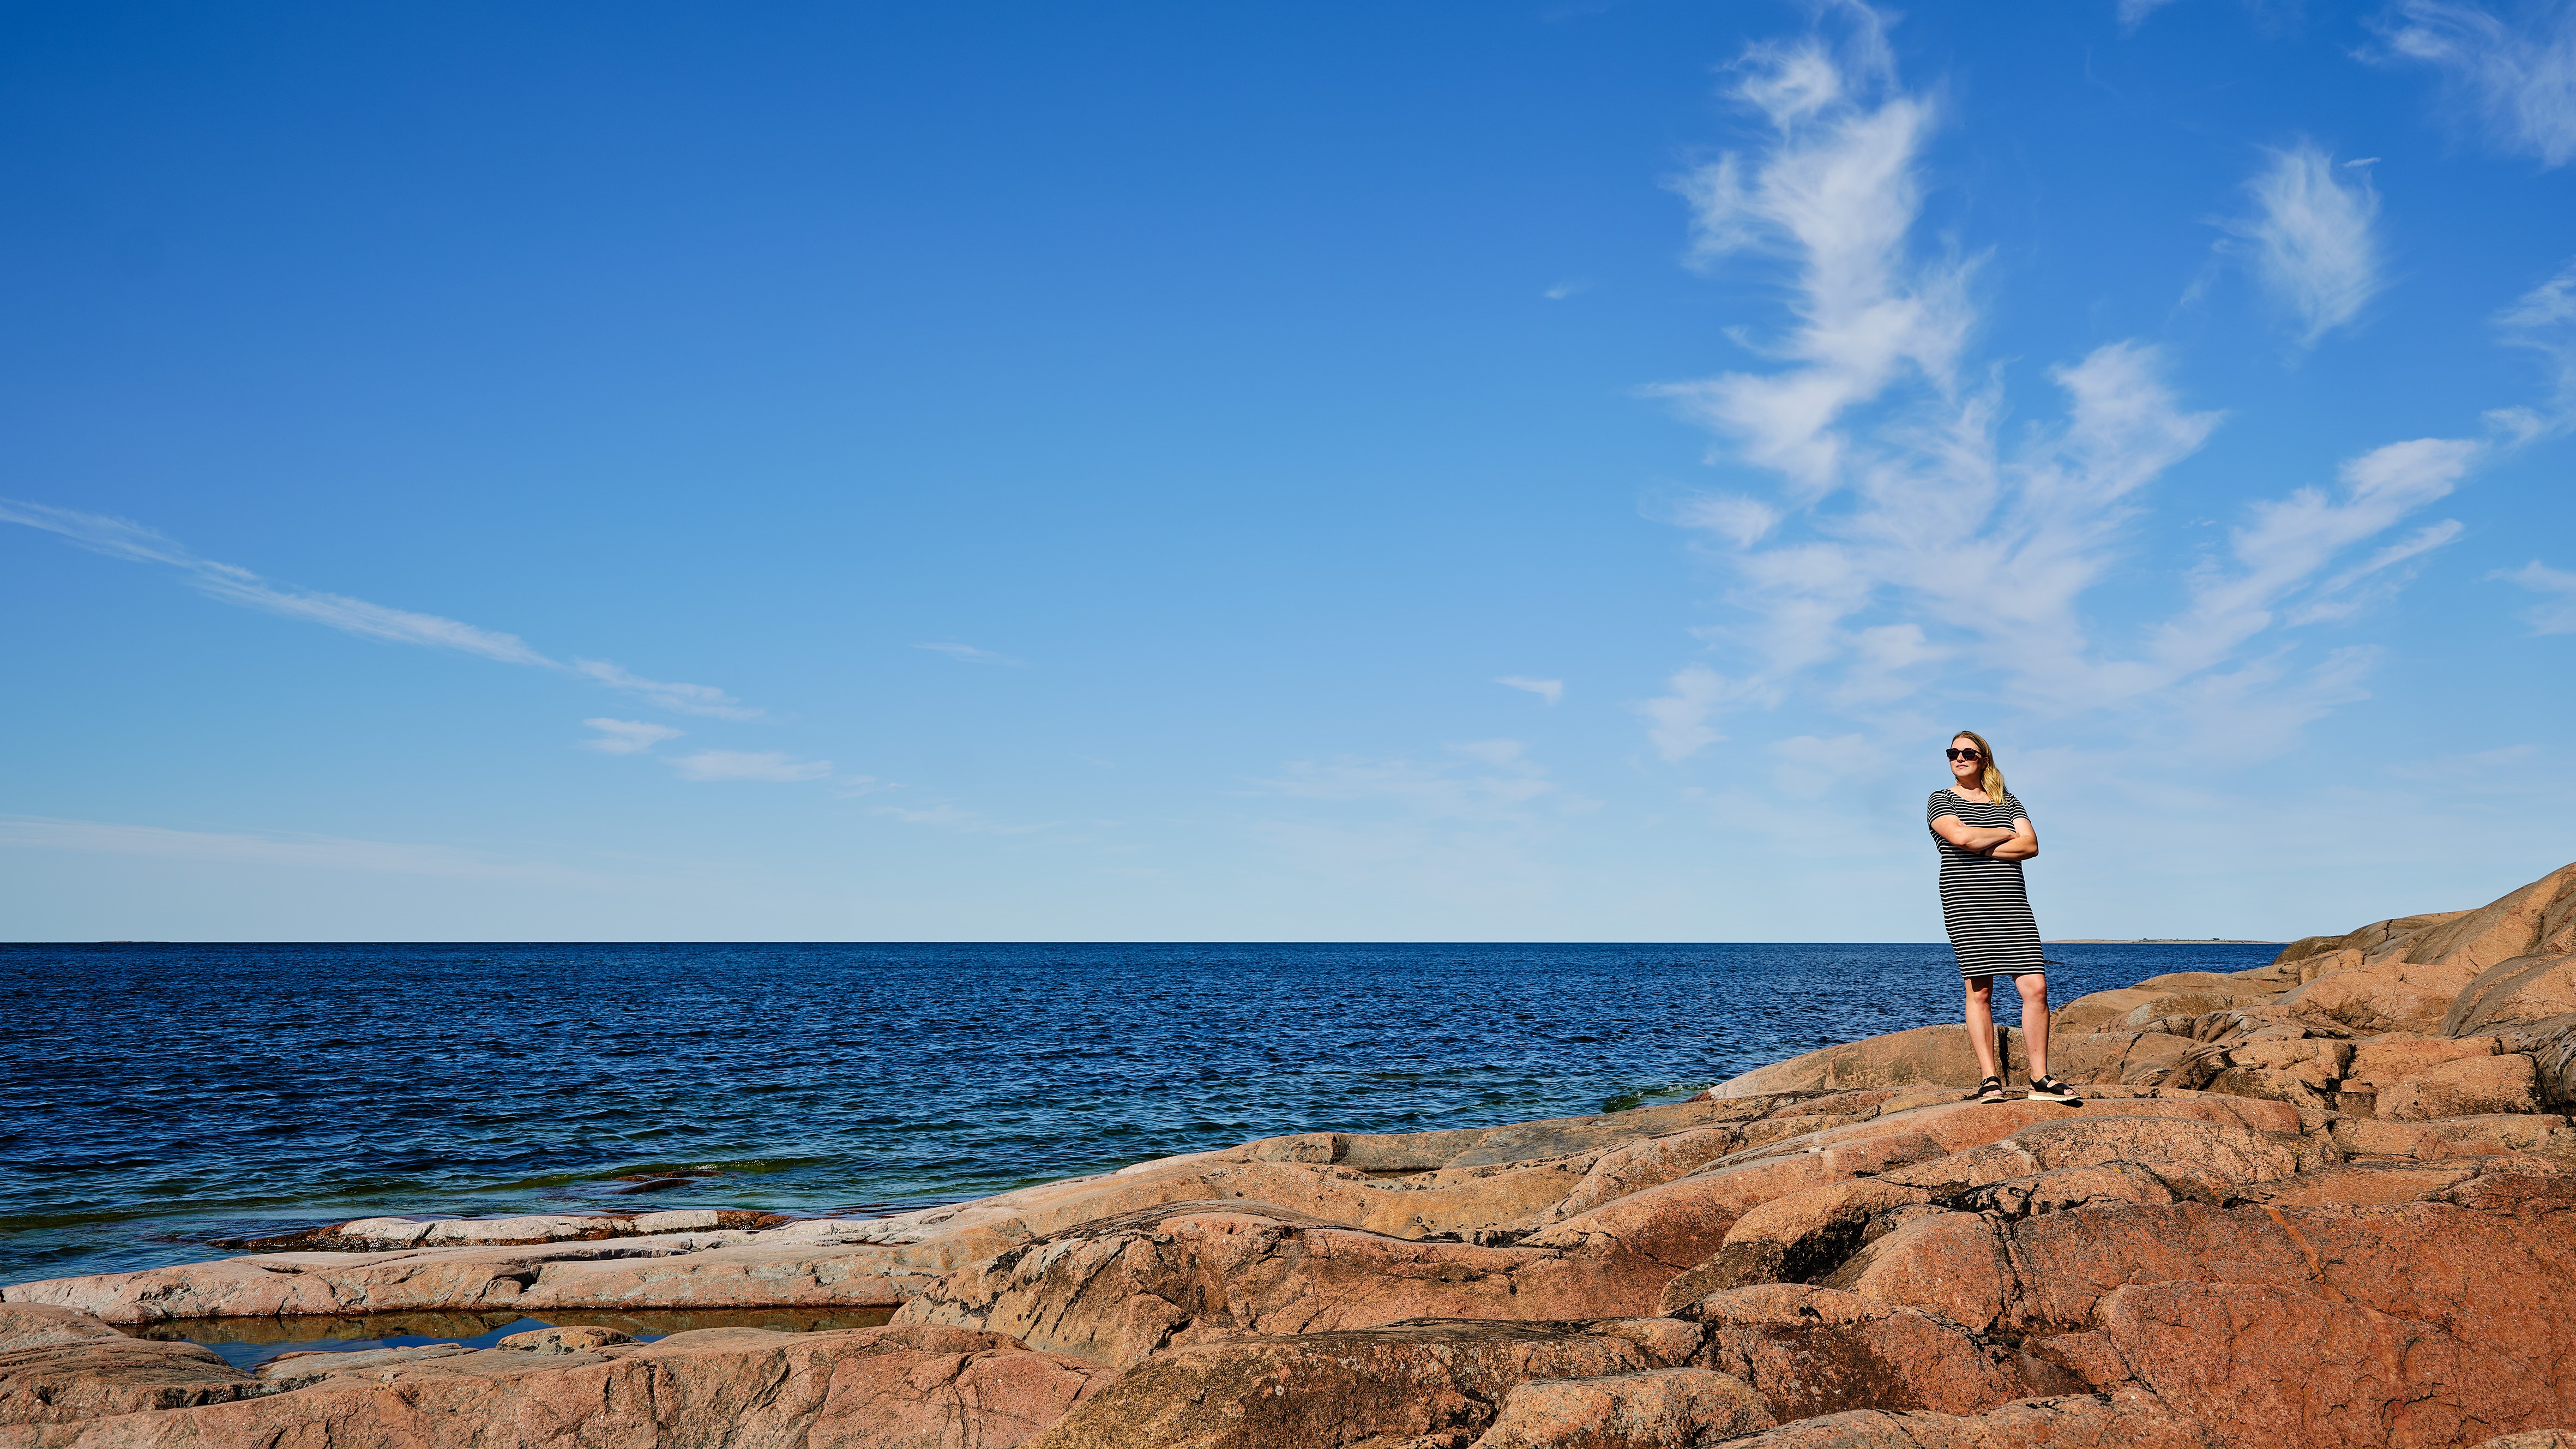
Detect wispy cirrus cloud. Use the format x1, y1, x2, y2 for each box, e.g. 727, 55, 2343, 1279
914, 641, 1022, 665
1496, 675, 1565, 705
571, 660, 762, 720
2367, 0, 2576, 166
0, 498, 552, 665
2494, 560, 2576, 633
0, 497, 763, 722
666, 749, 834, 783
2488, 257, 2576, 440
581, 718, 684, 754
2217, 142, 2388, 346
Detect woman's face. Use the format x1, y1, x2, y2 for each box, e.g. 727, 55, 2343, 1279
1949, 737, 1984, 785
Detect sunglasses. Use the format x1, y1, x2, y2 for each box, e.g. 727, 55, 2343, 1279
1945, 748, 1984, 761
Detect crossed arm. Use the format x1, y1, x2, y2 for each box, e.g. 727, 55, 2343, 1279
1933, 813, 2038, 861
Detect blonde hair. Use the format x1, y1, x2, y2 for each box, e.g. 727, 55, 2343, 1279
1949, 730, 2011, 805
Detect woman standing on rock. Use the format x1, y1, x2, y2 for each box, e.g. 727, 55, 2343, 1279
1929, 731, 2079, 1106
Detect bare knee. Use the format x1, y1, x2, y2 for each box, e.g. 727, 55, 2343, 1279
2015, 973, 2049, 1006
1964, 978, 1995, 1008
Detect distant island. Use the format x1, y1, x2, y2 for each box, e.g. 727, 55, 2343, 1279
2048, 937, 2278, 944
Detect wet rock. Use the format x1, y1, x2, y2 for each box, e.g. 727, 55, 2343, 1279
1020, 1320, 1694, 1449
0, 1324, 1108, 1448
2378, 1053, 2542, 1120
1474, 1367, 1773, 1448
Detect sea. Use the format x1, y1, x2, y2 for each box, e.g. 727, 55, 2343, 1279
1, 940, 2277, 1291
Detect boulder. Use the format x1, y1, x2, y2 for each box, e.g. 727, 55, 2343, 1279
891, 1205, 1678, 1366
0, 1324, 1108, 1448
1020, 1320, 1698, 1449
1474, 1368, 1774, 1448
2378, 1054, 2543, 1121
2447, 954, 2576, 1034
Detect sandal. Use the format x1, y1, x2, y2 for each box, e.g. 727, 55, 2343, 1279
2026, 1075, 2081, 1105
1973, 1076, 2007, 1105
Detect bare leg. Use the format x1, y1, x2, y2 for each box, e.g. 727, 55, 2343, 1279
2017, 973, 2051, 1082
1964, 976, 2001, 1081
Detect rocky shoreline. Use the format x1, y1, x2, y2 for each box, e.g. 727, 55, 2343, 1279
5, 863, 2574, 1448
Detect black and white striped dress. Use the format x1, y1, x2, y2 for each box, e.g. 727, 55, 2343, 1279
1928, 789, 2045, 981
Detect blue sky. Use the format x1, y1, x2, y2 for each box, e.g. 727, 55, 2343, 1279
4, 0, 2572, 942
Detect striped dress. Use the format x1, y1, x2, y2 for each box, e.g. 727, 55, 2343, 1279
1928, 788, 2045, 981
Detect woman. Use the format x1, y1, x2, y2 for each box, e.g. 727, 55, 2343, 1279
1927, 731, 2078, 1105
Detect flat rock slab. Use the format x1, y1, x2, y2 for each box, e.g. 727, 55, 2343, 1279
0, 1324, 1109, 1449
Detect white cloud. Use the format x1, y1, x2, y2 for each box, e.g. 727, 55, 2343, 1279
1644, 13, 2495, 769
1650, 8, 1975, 496
0, 815, 600, 884
0, 498, 551, 665
1496, 675, 1565, 705
1635, 664, 1736, 762
1543, 279, 1591, 300
0, 498, 771, 721
2160, 437, 2478, 668
2217, 143, 2388, 346
581, 718, 684, 754
571, 660, 763, 720
2487, 257, 2576, 441
2368, 0, 2576, 166
666, 750, 834, 783
914, 642, 1022, 665
2494, 560, 2576, 633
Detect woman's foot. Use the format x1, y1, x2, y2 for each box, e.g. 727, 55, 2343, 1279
2026, 1075, 2081, 1104
1973, 1076, 2008, 1104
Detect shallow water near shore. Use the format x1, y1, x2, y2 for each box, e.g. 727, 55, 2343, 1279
0, 940, 2275, 1285
124, 1305, 901, 1370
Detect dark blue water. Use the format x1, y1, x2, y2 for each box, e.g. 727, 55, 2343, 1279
0, 941, 2275, 1285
